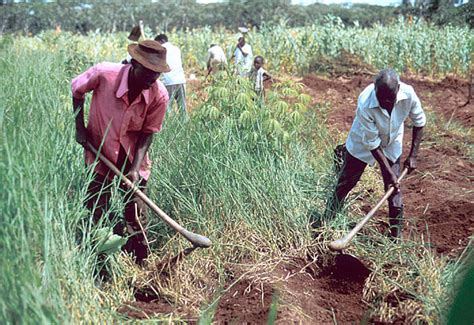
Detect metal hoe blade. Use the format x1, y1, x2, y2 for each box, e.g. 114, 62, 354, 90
332, 253, 371, 282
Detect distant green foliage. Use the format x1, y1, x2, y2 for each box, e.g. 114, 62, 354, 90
1, 0, 471, 36
10, 18, 471, 79
171, 19, 472, 77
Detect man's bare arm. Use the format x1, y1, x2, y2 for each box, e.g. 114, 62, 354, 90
128, 133, 154, 183
371, 147, 400, 190
404, 126, 424, 174
72, 97, 88, 147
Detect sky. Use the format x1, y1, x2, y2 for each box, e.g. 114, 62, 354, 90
197, 0, 404, 5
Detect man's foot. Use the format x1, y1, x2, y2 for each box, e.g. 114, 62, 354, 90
389, 225, 403, 242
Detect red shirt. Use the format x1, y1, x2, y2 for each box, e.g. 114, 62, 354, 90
71, 62, 168, 180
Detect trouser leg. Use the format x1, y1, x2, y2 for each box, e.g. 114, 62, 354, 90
86, 173, 123, 231
165, 85, 176, 113
176, 84, 187, 115
380, 157, 404, 238
122, 179, 149, 263
116, 146, 150, 263
323, 150, 367, 221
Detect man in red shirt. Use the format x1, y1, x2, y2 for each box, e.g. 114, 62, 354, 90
71, 40, 170, 264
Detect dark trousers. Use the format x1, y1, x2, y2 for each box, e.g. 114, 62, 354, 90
325, 150, 404, 233
85, 146, 149, 263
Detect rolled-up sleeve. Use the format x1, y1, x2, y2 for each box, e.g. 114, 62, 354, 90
71, 65, 100, 99
409, 90, 426, 127
357, 106, 381, 151
142, 93, 168, 134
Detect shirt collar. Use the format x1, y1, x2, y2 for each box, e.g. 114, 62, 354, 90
115, 64, 150, 105
368, 85, 408, 109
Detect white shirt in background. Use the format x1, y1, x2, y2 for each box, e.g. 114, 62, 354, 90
254, 67, 266, 91
233, 43, 253, 75
161, 42, 186, 86
208, 45, 227, 65
346, 82, 426, 165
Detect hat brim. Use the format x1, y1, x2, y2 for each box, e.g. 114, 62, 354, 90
128, 44, 170, 73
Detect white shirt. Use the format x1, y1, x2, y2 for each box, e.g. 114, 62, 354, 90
161, 42, 186, 86
208, 45, 227, 65
233, 43, 253, 76
254, 67, 266, 91
346, 82, 426, 165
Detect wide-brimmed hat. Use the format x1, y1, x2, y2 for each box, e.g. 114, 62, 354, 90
128, 40, 170, 73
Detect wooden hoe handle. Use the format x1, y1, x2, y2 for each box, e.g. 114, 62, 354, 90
87, 143, 212, 248
329, 168, 408, 251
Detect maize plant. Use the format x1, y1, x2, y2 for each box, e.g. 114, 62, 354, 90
12, 19, 471, 78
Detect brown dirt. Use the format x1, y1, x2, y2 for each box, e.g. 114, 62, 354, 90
211, 256, 368, 324
273, 257, 368, 324
120, 256, 368, 323
302, 73, 474, 256
213, 277, 274, 324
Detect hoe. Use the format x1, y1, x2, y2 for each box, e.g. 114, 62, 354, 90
87, 143, 212, 258
329, 168, 408, 276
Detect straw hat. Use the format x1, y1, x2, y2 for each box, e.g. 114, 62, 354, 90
128, 40, 170, 73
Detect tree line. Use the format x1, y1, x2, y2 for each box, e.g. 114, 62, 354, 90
0, 0, 472, 35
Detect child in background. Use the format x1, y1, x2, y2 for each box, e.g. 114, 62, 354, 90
249, 56, 272, 98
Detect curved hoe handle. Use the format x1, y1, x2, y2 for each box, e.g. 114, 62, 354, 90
87, 143, 211, 248
329, 168, 408, 252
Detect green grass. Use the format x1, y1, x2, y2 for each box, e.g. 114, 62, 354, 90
0, 28, 472, 324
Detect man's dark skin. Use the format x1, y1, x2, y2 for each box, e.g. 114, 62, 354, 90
371, 77, 424, 190
73, 59, 160, 183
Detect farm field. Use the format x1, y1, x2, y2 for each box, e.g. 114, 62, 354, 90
1, 21, 473, 324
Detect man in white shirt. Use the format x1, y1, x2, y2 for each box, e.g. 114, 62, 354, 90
207, 44, 227, 76
324, 69, 426, 239
155, 34, 187, 115
233, 36, 253, 77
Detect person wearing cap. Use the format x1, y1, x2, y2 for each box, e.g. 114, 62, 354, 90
322, 69, 426, 239
155, 34, 187, 116
207, 44, 227, 76
71, 40, 170, 264
233, 36, 253, 77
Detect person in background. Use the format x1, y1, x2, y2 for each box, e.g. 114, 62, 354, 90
249, 55, 272, 98
122, 21, 144, 64
207, 43, 227, 76
233, 36, 253, 77
71, 40, 170, 264
322, 68, 426, 239
155, 34, 187, 116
